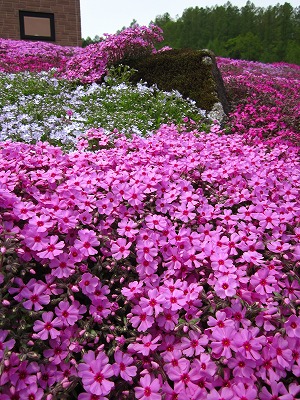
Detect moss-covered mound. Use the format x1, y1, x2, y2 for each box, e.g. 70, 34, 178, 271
119, 48, 230, 116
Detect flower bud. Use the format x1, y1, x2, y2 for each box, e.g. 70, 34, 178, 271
79, 264, 88, 273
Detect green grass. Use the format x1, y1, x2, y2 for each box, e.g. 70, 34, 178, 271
0, 66, 211, 150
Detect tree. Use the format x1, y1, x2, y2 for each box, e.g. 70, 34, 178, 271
151, 2, 300, 64
225, 32, 263, 61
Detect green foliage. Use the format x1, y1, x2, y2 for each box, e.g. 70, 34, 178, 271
0, 71, 75, 106
104, 64, 138, 86
81, 35, 102, 47
225, 32, 263, 61
0, 69, 209, 149
118, 49, 221, 112
153, 2, 300, 64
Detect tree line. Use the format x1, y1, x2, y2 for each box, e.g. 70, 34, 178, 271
153, 1, 300, 64
82, 1, 300, 65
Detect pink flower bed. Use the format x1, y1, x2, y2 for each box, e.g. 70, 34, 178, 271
218, 58, 300, 147
0, 38, 76, 73
62, 24, 165, 83
0, 24, 164, 83
1, 125, 299, 399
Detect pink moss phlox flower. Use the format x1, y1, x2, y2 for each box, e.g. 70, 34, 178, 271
22, 227, 49, 252
191, 353, 217, 379
227, 352, 257, 378
74, 229, 100, 257
19, 383, 44, 400
269, 333, 293, 370
214, 275, 238, 299
8, 277, 34, 302
55, 360, 77, 383
79, 272, 100, 295
0, 352, 20, 386
56, 209, 79, 233
49, 252, 75, 278
78, 350, 114, 396
250, 267, 277, 295
134, 373, 162, 400
210, 251, 233, 271
259, 380, 291, 400
37, 235, 65, 259
207, 387, 234, 399
167, 358, 202, 394
174, 203, 196, 222
43, 338, 69, 365
157, 287, 187, 311
156, 308, 179, 332
129, 304, 154, 332
145, 214, 167, 231
282, 278, 300, 301
33, 311, 63, 340
110, 238, 131, 260
180, 330, 208, 357
285, 315, 300, 338
163, 349, 188, 375
89, 297, 112, 322
0, 330, 15, 358
225, 299, 251, 329
112, 350, 137, 382
255, 346, 283, 382
139, 288, 163, 317
121, 280, 144, 300
13, 200, 36, 220
28, 214, 54, 232
207, 311, 234, 329
9, 360, 39, 391
240, 249, 265, 266
22, 283, 50, 311
232, 382, 257, 400
128, 334, 161, 356
117, 218, 139, 237
37, 363, 58, 389
136, 239, 158, 262
280, 383, 300, 400
78, 393, 108, 400
234, 327, 265, 360
161, 381, 187, 400
210, 326, 238, 358
254, 208, 281, 230
55, 299, 87, 326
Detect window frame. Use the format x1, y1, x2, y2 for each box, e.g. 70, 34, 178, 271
19, 10, 56, 42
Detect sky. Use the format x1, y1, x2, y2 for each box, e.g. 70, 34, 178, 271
80, 0, 298, 38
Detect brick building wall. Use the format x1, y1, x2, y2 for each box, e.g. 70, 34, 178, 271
0, 0, 81, 47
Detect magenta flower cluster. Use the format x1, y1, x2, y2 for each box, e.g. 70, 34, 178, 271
0, 38, 76, 74
62, 24, 165, 83
218, 58, 300, 147
0, 24, 164, 83
0, 122, 299, 398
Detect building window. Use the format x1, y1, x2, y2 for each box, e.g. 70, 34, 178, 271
19, 11, 55, 41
